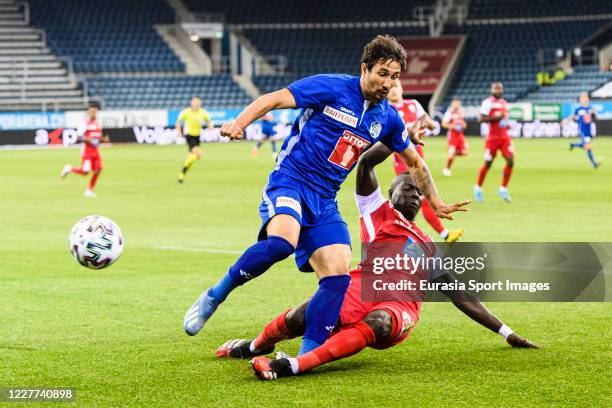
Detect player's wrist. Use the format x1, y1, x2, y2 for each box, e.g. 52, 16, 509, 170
498, 324, 513, 339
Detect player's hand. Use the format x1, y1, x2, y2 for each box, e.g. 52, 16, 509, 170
102, 135, 110, 143
431, 199, 471, 220
506, 333, 541, 349
493, 111, 504, 120
220, 121, 244, 140
409, 116, 435, 146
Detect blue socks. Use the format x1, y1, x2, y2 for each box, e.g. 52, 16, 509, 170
299, 274, 351, 355
271, 141, 277, 153
586, 150, 598, 167
208, 235, 294, 302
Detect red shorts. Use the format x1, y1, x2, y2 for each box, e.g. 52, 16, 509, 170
392, 145, 424, 176
337, 270, 420, 349
448, 132, 468, 155
81, 155, 103, 172
484, 137, 513, 160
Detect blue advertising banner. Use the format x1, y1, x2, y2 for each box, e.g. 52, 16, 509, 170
562, 101, 612, 120
0, 112, 65, 130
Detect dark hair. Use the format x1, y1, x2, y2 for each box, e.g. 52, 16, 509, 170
88, 101, 100, 109
362, 35, 407, 72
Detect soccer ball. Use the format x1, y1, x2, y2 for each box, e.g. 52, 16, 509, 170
69, 215, 124, 269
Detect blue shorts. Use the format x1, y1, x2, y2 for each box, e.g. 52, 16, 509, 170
258, 172, 351, 272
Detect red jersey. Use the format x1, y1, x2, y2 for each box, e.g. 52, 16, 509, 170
78, 119, 103, 157
356, 188, 432, 245
480, 96, 509, 139
442, 107, 465, 138
392, 99, 425, 129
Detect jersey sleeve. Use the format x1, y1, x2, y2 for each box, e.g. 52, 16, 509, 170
380, 108, 411, 153
77, 121, 87, 137
202, 109, 211, 122
414, 100, 426, 119
286, 74, 339, 108
354, 187, 386, 216
177, 109, 187, 122
442, 109, 452, 123
480, 99, 492, 116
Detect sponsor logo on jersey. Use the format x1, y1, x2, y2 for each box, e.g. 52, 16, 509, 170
323, 106, 358, 128
276, 196, 302, 216
328, 130, 371, 170
369, 121, 382, 138
339, 106, 356, 116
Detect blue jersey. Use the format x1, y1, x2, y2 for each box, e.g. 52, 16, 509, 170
574, 105, 595, 137
274, 74, 410, 197
261, 119, 277, 137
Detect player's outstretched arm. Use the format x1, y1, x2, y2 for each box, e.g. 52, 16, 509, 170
397, 147, 470, 220
435, 274, 540, 349
356, 143, 393, 196
220, 89, 296, 140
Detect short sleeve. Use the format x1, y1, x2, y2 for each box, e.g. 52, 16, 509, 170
287, 74, 339, 108
354, 187, 386, 216
480, 99, 492, 116
381, 107, 411, 153
442, 109, 452, 122
414, 100, 426, 118
202, 109, 210, 122
178, 109, 187, 122
77, 121, 87, 137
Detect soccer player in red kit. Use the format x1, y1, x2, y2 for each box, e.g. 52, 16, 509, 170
61, 103, 109, 197
215, 143, 537, 380
387, 81, 463, 243
474, 82, 513, 203
441, 98, 468, 176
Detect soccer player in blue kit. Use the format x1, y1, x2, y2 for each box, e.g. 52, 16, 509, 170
252, 113, 279, 157
564, 92, 599, 168
184, 35, 470, 355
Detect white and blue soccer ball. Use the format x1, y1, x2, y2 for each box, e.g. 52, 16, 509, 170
69, 215, 124, 269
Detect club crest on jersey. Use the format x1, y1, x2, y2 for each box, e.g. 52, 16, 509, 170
369, 121, 382, 138
323, 106, 358, 128
328, 130, 371, 170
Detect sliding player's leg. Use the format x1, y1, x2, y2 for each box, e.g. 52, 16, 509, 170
216, 301, 309, 359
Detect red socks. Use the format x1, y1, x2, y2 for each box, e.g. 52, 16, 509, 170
71, 168, 86, 175
446, 156, 454, 169
296, 321, 376, 373
252, 309, 296, 351
88, 172, 100, 190
420, 198, 445, 234
477, 164, 489, 187
502, 165, 513, 188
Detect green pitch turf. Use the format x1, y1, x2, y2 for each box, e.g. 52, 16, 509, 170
1, 138, 611, 407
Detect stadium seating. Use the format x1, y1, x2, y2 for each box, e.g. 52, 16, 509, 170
469, 0, 612, 19
28, 0, 183, 73
524, 65, 612, 102
183, 0, 426, 24
83, 75, 252, 110
247, 26, 428, 94
442, 20, 610, 106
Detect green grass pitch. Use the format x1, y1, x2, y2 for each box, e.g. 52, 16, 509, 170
1, 137, 611, 407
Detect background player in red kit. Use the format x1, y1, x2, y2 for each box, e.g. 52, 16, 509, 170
474, 82, 513, 203
387, 81, 464, 243
441, 98, 468, 176
61, 103, 109, 197
215, 143, 537, 380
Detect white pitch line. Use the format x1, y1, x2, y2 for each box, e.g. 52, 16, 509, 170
154, 245, 243, 255
154, 245, 362, 261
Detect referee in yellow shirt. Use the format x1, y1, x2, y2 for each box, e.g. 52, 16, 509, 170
176, 97, 214, 183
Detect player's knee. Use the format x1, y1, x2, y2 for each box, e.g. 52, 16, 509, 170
484, 160, 493, 169
363, 310, 393, 341
264, 235, 295, 262
584, 143, 592, 150
285, 301, 308, 334
505, 157, 514, 167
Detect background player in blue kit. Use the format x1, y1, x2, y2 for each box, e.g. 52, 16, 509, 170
252, 113, 279, 157
564, 92, 599, 168
184, 35, 469, 356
